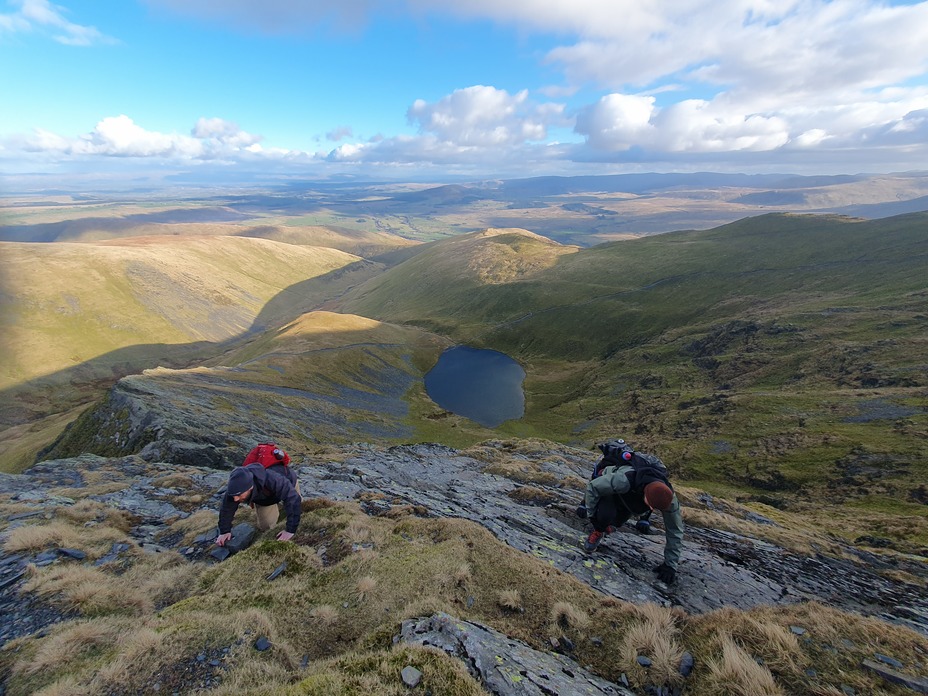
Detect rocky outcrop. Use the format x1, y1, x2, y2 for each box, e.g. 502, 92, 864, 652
291, 443, 928, 627
398, 612, 636, 695
42, 354, 420, 466
5, 444, 926, 637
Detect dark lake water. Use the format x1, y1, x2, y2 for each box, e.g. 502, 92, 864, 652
424, 346, 525, 427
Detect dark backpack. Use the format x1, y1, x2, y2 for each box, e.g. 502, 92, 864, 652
624, 451, 671, 489
594, 440, 670, 486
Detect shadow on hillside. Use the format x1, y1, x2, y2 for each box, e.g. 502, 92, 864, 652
0, 207, 256, 242
0, 259, 408, 460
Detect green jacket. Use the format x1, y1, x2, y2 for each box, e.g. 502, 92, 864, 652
585, 464, 685, 569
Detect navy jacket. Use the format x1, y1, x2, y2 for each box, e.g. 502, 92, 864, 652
218, 463, 302, 534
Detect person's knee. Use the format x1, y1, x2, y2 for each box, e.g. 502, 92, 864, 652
255, 505, 279, 531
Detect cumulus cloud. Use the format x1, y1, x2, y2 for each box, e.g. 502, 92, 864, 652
0, 0, 116, 45
326, 126, 354, 141
8, 1, 928, 175
13, 115, 273, 161
407, 85, 560, 147
574, 93, 793, 154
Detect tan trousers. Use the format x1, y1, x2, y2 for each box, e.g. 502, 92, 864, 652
254, 481, 301, 531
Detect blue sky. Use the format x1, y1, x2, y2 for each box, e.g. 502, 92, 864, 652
2, 0, 928, 186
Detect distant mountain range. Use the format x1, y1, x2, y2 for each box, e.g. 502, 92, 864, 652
4, 171, 928, 246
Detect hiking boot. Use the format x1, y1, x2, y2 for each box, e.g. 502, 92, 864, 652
584, 529, 604, 552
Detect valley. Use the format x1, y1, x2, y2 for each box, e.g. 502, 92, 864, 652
0, 172, 927, 694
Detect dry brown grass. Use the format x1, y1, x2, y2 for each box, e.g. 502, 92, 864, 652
92, 625, 167, 686
702, 633, 784, 695
616, 603, 686, 686
31, 677, 93, 696
48, 482, 133, 500
24, 564, 152, 616
151, 472, 195, 488
23, 550, 203, 616
399, 597, 458, 622
301, 497, 338, 513
56, 499, 136, 532
497, 589, 522, 611
452, 563, 472, 587
696, 607, 804, 675
345, 518, 373, 544
279, 644, 486, 696
483, 461, 559, 487
507, 485, 558, 506
4, 520, 129, 555
550, 601, 590, 630
15, 491, 928, 696
310, 605, 340, 626
13, 619, 119, 677
356, 576, 377, 602
168, 508, 220, 544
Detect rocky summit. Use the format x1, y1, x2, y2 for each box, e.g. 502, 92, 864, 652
1, 441, 927, 695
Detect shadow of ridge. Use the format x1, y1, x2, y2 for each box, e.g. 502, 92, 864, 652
0, 207, 256, 242
0, 259, 408, 462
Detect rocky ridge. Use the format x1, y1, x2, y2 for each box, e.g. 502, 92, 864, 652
2, 444, 927, 694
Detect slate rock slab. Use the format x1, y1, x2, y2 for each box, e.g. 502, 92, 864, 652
861, 659, 928, 694
226, 523, 257, 554
399, 612, 633, 695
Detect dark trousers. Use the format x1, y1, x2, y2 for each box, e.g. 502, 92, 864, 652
591, 496, 632, 532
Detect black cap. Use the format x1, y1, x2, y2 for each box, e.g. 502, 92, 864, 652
227, 467, 253, 496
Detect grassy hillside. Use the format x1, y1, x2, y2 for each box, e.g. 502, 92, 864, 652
0, 236, 383, 471
232, 224, 419, 258
339, 227, 580, 336
1, 235, 372, 383
43, 311, 453, 463
337, 213, 928, 552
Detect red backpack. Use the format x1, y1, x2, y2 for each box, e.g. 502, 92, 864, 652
243, 443, 290, 468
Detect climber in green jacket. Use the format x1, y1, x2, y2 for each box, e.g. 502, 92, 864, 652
577, 439, 684, 584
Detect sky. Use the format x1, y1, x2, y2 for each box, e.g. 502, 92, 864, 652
2, 0, 928, 187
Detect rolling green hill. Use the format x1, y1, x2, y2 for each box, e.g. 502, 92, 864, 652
336, 213, 928, 551
43, 311, 451, 464
0, 236, 383, 470
9, 212, 927, 551
338, 227, 580, 336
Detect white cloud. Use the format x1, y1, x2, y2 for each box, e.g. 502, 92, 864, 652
1, 0, 116, 45
575, 94, 790, 153
575, 94, 656, 151
191, 117, 263, 151
7, 1, 928, 176
14, 115, 273, 161
326, 126, 354, 141
407, 85, 557, 147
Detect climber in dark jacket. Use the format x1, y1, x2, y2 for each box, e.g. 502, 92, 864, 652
577, 439, 684, 584
216, 461, 302, 546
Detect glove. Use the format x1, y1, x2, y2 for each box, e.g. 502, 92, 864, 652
575, 505, 588, 519
215, 532, 232, 547
653, 563, 676, 584
635, 519, 651, 534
